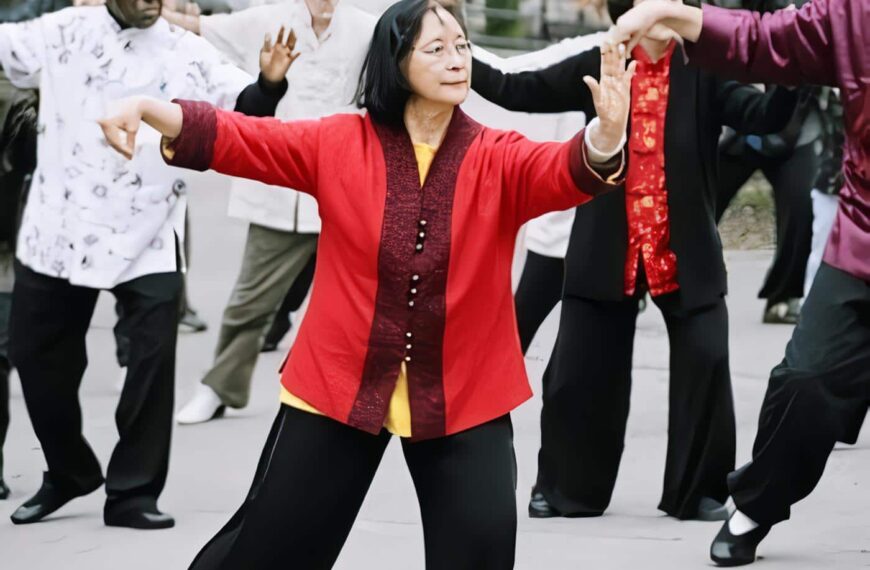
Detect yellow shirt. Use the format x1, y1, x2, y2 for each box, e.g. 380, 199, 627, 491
279, 142, 437, 438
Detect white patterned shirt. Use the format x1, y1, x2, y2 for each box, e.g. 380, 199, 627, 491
0, 6, 251, 288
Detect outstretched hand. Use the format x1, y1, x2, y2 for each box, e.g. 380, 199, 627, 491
609, 0, 702, 53
98, 97, 144, 160
584, 41, 636, 153
260, 26, 300, 85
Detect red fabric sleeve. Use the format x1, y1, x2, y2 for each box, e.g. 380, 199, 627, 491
687, 1, 837, 87
163, 99, 327, 197
500, 127, 624, 226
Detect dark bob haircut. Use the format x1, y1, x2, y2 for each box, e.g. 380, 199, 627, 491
354, 0, 467, 126
607, 0, 700, 26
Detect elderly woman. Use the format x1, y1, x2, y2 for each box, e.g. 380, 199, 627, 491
99, 0, 632, 567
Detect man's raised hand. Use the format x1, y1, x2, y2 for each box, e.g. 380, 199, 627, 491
260, 26, 300, 85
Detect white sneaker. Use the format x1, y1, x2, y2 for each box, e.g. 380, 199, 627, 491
176, 384, 226, 425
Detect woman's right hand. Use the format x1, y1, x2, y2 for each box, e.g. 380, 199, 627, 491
584, 41, 636, 155
99, 97, 184, 160
98, 97, 145, 160
259, 26, 301, 85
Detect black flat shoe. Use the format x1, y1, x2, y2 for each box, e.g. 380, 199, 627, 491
104, 507, 175, 530
11, 472, 103, 524
0, 478, 9, 500
694, 497, 731, 521
528, 491, 562, 518
710, 518, 771, 567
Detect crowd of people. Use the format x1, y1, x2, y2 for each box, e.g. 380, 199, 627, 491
0, 0, 866, 568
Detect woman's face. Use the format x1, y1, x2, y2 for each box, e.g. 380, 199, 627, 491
403, 6, 471, 107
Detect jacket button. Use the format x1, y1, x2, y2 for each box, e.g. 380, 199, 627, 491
410, 288, 417, 295
415, 244, 423, 251
406, 332, 413, 338
411, 274, 420, 281
408, 300, 415, 307
405, 343, 412, 350
404, 355, 412, 362
419, 220, 427, 226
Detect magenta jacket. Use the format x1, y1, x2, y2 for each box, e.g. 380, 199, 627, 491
687, 0, 869, 282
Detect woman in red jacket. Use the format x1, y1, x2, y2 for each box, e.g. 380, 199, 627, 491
100, 1, 631, 567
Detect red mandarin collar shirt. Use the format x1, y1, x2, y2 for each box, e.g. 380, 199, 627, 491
624, 42, 680, 297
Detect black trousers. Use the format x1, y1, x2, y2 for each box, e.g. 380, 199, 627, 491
264, 251, 316, 343
536, 292, 736, 519
9, 263, 182, 509
717, 143, 818, 305
514, 251, 564, 354
190, 406, 518, 570
0, 292, 9, 480
729, 263, 869, 526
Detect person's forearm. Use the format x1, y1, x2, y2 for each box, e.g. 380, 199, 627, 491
660, 3, 703, 43
162, 9, 201, 34
139, 97, 184, 139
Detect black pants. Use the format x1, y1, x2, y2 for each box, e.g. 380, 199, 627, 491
190, 406, 518, 570
729, 263, 869, 526
514, 251, 564, 354
0, 292, 9, 480
264, 251, 316, 343
536, 292, 736, 519
717, 144, 818, 305
9, 263, 182, 510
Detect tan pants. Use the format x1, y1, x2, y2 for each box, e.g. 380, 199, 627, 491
202, 224, 317, 408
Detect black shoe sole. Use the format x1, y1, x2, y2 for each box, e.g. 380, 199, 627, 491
104, 514, 175, 530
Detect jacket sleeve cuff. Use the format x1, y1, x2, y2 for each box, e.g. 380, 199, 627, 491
568, 127, 626, 197
161, 99, 218, 172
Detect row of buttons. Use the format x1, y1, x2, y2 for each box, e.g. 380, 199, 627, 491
405, 219, 427, 363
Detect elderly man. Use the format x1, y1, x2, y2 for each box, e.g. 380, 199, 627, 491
0, 0, 250, 528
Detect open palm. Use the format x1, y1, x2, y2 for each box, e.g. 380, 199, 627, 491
259, 26, 300, 85
583, 41, 636, 151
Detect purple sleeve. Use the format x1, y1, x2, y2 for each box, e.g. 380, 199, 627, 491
686, 1, 836, 87
161, 99, 218, 172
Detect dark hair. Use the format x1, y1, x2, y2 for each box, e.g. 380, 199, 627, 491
607, 0, 701, 25
354, 0, 467, 126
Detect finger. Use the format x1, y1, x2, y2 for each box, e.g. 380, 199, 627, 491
601, 40, 622, 77
583, 75, 601, 105
286, 28, 297, 51
624, 60, 638, 86
125, 128, 138, 158
98, 121, 132, 160
275, 26, 285, 48
262, 32, 272, 54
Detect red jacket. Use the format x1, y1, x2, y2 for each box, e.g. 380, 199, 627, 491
166, 101, 623, 439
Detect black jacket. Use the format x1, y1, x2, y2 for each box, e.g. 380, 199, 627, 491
472, 47, 798, 310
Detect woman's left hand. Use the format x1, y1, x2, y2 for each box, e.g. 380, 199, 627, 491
584, 41, 636, 154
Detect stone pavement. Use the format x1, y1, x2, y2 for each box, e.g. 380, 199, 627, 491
1, 99, 868, 569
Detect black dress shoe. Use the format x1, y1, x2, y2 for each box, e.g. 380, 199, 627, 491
0, 478, 9, 500
710, 518, 771, 567
695, 497, 731, 521
11, 472, 103, 524
529, 491, 561, 518
104, 507, 175, 530
260, 340, 279, 353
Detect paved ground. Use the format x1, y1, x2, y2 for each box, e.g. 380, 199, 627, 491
1, 97, 868, 569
